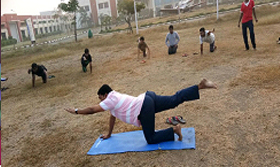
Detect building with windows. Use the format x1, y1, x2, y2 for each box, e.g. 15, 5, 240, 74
141, 0, 224, 17
76, 0, 118, 28
1, 12, 72, 42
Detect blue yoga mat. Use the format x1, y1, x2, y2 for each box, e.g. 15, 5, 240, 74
87, 127, 195, 155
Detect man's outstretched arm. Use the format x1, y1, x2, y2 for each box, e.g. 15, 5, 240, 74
200, 44, 203, 55
89, 62, 93, 73
101, 114, 116, 139
65, 105, 105, 115
32, 74, 35, 87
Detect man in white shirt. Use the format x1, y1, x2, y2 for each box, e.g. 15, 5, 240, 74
165, 25, 180, 55
199, 27, 216, 55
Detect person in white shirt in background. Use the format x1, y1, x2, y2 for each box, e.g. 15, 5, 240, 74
199, 27, 217, 55
165, 25, 180, 55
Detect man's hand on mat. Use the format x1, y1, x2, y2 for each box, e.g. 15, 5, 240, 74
64, 108, 75, 114
100, 134, 111, 139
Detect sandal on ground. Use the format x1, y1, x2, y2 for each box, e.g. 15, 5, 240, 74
173, 115, 186, 124
166, 117, 179, 126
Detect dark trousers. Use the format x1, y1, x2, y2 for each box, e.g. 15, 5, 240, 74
168, 45, 178, 55
210, 41, 215, 52
138, 85, 200, 144
81, 61, 89, 72
242, 20, 256, 50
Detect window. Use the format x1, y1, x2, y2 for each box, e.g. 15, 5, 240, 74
21, 30, 26, 38
99, 2, 109, 9
35, 28, 38, 35
98, 3, 103, 9
54, 26, 56, 31
21, 22, 26, 27
1, 33, 7, 40
57, 26, 60, 31
45, 27, 48, 33
104, 2, 109, 8
65, 25, 68, 29
40, 28, 43, 34
49, 26, 52, 32
85, 5, 90, 11
33, 21, 36, 24
1, 24, 5, 29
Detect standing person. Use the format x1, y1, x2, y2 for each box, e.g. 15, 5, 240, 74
199, 27, 216, 55
137, 36, 150, 63
65, 79, 217, 144
238, 0, 258, 50
28, 63, 48, 88
165, 25, 180, 55
81, 48, 92, 73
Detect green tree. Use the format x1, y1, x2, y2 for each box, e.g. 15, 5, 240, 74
102, 15, 112, 30
117, 0, 145, 33
78, 7, 92, 28
58, 0, 79, 42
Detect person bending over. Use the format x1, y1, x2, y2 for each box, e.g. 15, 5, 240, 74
65, 79, 217, 144
137, 36, 150, 63
81, 48, 93, 73
199, 27, 216, 55
28, 63, 48, 88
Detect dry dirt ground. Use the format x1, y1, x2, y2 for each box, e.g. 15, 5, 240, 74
1, 5, 280, 167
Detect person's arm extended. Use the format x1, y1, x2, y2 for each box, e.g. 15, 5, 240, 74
208, 28, 215, 35
64, 105, 105, 115
44, 70, 48, 83
253, 8, 258, 22
89, 62, 93, 73
32, 74, 35, 87
200, 44, 203, 55
101, 114, 116, 139
238, 13, 243, 27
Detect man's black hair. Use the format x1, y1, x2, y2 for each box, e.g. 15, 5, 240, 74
97, 84, 112, 95
31, 63, 38, 69
140, 36, 145, 41
169, 25, 174, 29
85, 48, 89, 54
200, 27, 205, 32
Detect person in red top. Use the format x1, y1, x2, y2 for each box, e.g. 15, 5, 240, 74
238, 0, 258, 50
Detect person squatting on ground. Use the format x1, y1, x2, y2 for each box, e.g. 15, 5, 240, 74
28, 63, 48, 88
65, 79, 217, 144
165, 25, 180, 55
137, 36, 150, 63
81, 48, 93, 73
238, 0, 258, 50
199, 27, 217, 55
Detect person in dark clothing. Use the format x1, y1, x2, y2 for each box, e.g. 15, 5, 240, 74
28, 63, 48, 87
81, 48, 92, 73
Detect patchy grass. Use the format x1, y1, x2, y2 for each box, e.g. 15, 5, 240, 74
2, 4, 280, 167
230, 65, 280, 89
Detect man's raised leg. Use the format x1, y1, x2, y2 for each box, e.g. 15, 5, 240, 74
149, 79, 217, 113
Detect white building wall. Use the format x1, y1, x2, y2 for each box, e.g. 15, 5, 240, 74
77, 0, 93, 29
96, 0, 112, 24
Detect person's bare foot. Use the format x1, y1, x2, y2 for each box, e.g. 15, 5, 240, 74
173, 124, 183, 141
198, 79, 218, 89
